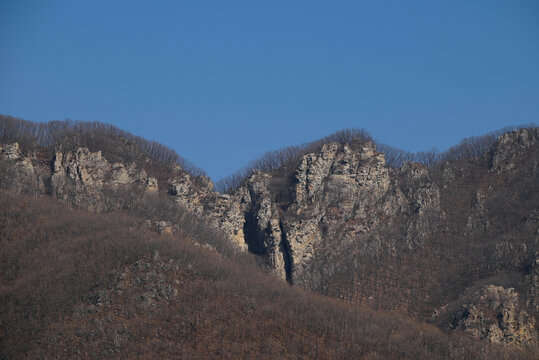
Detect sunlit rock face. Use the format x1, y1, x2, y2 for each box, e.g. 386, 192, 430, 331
448, 285, 537, 350
235, 140, 445, 283
1, 126, 538, 351
217, 128, 538, 352
0, 141, 249, 250
50, 147, 156, 211
0, 142, 40, 193
490, 128, 538, 172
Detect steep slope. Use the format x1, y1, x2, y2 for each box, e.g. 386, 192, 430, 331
0, 116, 247, 249
1, 116, 537, 351
3, 190, 530, 359
226, 128, 538, 350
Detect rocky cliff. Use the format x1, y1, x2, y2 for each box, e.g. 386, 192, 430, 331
1, 124, 537, 349
220, 127, 539, 349
448, 284, 537, 348
232, 129, 536, 277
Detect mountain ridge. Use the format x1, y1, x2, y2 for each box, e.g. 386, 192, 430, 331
1, 115, 538, 354
3, 190, 528, 359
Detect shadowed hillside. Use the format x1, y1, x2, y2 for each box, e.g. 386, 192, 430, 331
1, 115, 537, 357
2, 190, 530, 359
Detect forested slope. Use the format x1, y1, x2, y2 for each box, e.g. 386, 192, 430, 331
1, 115, 537, 356
2, 190, 529, 359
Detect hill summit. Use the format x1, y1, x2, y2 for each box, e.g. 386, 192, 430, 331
1, 115, 537, 358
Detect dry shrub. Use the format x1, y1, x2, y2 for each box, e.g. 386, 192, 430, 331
0, 190, 532, 359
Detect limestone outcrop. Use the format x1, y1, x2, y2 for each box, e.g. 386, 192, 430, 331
50, 147, 158, 211
1, 125, 538, 351
0, 142, 41, 193
0, 142, 248, 249
211, 128, 538, 352
490, 128, 538, 172
449, 285, 537, 349
167, 170, 248, 250
234, 141, 446, 282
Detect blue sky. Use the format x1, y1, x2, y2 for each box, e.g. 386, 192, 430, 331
1, 1, 538, 180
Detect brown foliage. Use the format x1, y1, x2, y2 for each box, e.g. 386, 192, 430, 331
378, 124, 536, 168
217, 124, 537, 194
216, 128, 373, 193
299, 139, 538, 330
0, 114, 205, 178
0, 190, 531, 359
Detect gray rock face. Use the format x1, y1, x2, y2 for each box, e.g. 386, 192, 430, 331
490, 128, 538, 172
285, 142, 396, 281
169, 173, 207, 215
0, 142, 249, 250
449, 285, 537, 349
1, 127, 538, 351
235, 140, 447, 282
228, 129, 537, 290
167, 170, 248, 250
243, 171, 288, 279
1, 142, 22, 160
50, 147, 154, 211
0, 142, 40, 193
146, 177, 159, 193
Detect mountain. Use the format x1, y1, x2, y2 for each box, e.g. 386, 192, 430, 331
3, 190, 526, 359
223, 127, 539, 349
0, 115, 537, 358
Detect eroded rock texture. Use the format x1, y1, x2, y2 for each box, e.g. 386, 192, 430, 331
449, 285, 537, 350
51, 147, 158, 211
233, 141, 446, 284
1, 127, 538, 349
0, 141, 248, 249
217, 128, 539, 349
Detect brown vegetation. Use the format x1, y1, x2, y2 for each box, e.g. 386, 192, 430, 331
1, 116, 537, 358
298, 135, 538, 322
215, 128, 373, 193
0, 114, 205, 179
216, 124, 536, 193
0, 190, 531, 359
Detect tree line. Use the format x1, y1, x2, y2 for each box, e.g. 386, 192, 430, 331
216, 128, 374, 193
2, 115, 535, 193
378, 125, 534, 168
1, 189, 530, 359
216, 124, 536, 193
0, 115, 205, 177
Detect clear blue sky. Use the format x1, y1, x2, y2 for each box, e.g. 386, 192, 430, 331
1, 1, 538, 180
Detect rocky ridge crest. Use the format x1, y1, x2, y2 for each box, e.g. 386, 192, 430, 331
1, 126, 537, 349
